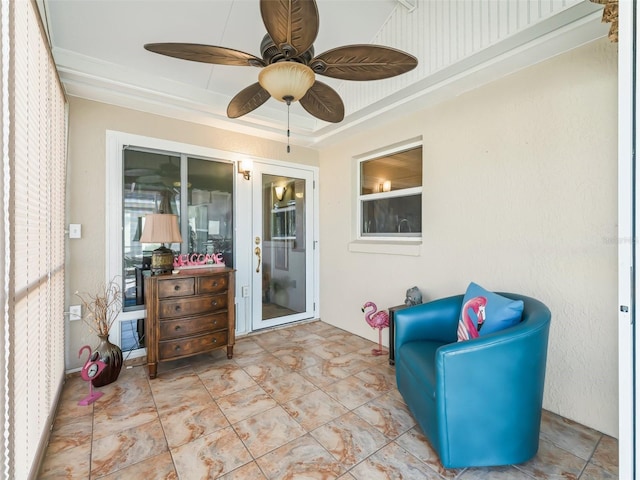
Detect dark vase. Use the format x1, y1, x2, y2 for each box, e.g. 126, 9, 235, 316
92, 333, 123, 387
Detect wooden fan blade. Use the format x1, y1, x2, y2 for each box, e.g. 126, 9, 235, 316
260, 0, 318, 58
299, 81, 344, 123
227, 83, 271, 118
310, 45, 418, 80
145, 43, 265, 67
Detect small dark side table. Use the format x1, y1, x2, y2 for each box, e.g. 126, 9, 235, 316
388, 304, 410, 365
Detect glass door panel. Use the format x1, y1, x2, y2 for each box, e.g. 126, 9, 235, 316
252, 165, 314, 330
186, 157, 234, 266
123, 150, 181, 311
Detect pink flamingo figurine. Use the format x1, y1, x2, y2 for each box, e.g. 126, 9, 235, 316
77, 345, 107, 406
362, 301, 390, 356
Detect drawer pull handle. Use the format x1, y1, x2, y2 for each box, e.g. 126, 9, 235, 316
174, 285, 180, 291
175, 325, 181, 331
212, 281, 218, 287
175, 345, 181, 351
212, 338, 217, 343
175, 305, 181, 312
211, 300, 218, 306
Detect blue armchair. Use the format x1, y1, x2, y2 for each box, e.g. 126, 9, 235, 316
394, 292, 551, 468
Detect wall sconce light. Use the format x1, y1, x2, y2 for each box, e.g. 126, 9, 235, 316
238, 159, 252, 180
274, 186, 286, 201
382, 180, 391, 192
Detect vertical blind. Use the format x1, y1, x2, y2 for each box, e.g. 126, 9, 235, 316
2, 0, 67, 478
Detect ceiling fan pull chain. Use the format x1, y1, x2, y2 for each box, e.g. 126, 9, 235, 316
284, 95, 293, 154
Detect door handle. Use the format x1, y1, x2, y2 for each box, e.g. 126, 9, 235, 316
254, 246, 261, 273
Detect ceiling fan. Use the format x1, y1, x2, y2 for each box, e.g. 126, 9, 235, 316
144, 0, 418, 124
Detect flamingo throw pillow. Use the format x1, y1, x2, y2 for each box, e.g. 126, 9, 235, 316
457, 282, 524, 342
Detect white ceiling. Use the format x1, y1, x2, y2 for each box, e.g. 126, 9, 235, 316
41, 0, 608, 149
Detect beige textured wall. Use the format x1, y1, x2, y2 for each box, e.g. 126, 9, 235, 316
65, 98, 319, 370
319, 38, 618, 436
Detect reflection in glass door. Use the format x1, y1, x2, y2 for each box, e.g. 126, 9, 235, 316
252, 165, 314, 330
120, 148, 234, 353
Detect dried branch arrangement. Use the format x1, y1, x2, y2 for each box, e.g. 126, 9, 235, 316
75, 278, 123, 336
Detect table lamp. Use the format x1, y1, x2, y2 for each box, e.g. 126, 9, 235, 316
139, 213, 183, 275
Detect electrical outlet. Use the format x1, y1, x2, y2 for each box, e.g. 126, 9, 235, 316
242, 285, 250, 297
69, 224, 82, 239
69, 304, 81, 321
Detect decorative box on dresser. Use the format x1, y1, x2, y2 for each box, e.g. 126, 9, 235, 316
145, 267, 235, 379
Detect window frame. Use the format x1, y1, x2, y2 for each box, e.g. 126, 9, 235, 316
355, 139, 423, 243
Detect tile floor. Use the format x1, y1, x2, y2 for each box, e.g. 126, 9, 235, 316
38, 320, 618, 479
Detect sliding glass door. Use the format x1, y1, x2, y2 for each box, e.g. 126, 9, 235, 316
120, 147, 234, 353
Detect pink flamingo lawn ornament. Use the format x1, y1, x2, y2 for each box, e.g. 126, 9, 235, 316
362, 301, 390, 356
77, 345, 107, 406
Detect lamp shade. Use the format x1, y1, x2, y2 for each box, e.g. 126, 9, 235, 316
258, 62, 315, 102
139, 214, 183, 244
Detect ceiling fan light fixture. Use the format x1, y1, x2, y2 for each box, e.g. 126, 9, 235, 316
258, 62, 315, 102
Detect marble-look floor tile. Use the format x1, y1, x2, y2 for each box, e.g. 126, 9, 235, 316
219, 461, 267, 480
353, 392, 415, 439
230, 338, 266, 356
148, 367, 205, 410
349, 442, 442, 479
53, 375, 94, 428
91, 418, 168, 478
159, 401, 229, 448
311, 412, 389, 469
459, 465, 532, 479
341, 333, 378, 352
590, 434, 618, 476
44, 414, 93, 456
395, 427, 462, 480
232, 350, 282, 368
300, 360, 351, 387
257, 434, 345, 480
216, 385, 278, 424
92, 403, 159, 440
308, 341, 353, 360
540, 409, 601, 460
323, 375, 382, 410
187, 349, 232, 371
233, 405, 307, 457
93, 364, 150, 403
288, 332, 327, 347
580, 462, 618, 479
199, 362, 257, 399
95, 451, 177, 480
283, 389, 350, 431
268, 344, 307, 358
251, 330, 288, 351
171, 426, 252, 479
42, 321, 618, 480
517, 437, 587, 479
259, 371, 317, 403
358, 346, 392, 365
326, 352, 374, 375
276, 349, 326, 371
38, 443, 91, 480
354, 367, 396, 394
243, 357, 291, 383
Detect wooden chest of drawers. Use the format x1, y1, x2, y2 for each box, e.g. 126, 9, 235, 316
145, 267, 235, 379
